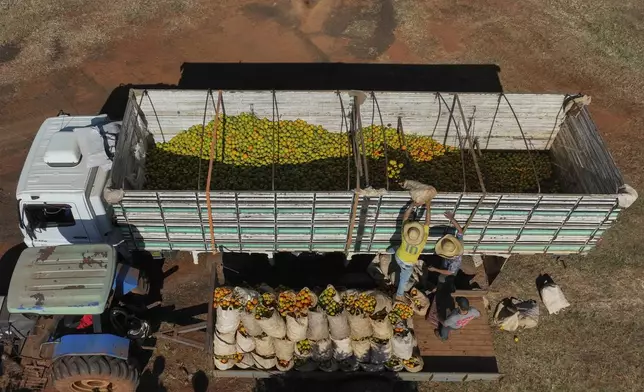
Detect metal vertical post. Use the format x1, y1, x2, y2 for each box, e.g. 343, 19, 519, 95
119, 201, 138, 251
543, 196, 582, 254
205, 90, 223, 255
273, 193, 278, 253
455, 94, 486, 194
473, 195, 503, 253
309, 194, 317, 252
156, 193, 172, 251
195, 192, 208, 251
581, 201, 618, 250
367, 196, 383, 252
509, 195, 544, 254
235, 193, 242, 252
345, 192, 360, 254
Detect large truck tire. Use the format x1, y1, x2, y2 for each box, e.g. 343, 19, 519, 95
52, 355, 139, 392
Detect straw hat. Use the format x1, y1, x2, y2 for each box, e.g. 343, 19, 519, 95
435, 234, 464, 258
403, 221, 426, 246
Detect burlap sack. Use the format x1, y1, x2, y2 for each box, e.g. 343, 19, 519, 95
360, 362, 384, 372
407, 289, 430, 317
392, 333, 416, 360
257, 311, 286, 339
213, 330, 236, 356
332, 337, 353, 361
252, 352, 276, 370
294, 357, 318, 372
348, 314, 372, 340
402, 180, 437, 204
215, 307, 240, 334
307, 310, 329, 340
328, 312, 350, 340
384, 356, 403, 372
294, 341, 312, 359
351, 339, 371, 363
371, 318, 393, 340
236, 330, 255, 353
274, 338, 295, 361
370, 339, 392, 364
319, 359, 339, 372
403, 352, 424, 373
338, 356, 359, 372
235, 353, 255, 369
276, 358, 294, 372
240, 312, 263, 337
312, 339, 333, 362
286, 315, 308, 342
214, 357, 235, 370
254, 335, 275, 357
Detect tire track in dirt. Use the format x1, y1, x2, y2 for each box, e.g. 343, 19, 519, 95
243, 0, 397, 61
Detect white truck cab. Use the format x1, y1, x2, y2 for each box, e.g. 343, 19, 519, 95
16, 115, 116, 248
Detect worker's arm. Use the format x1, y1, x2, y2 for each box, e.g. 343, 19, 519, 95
424, 202, 431, 226
439, 309, 457, 324
444, 211, 464, 235
402, 203, 417, 222
429, 267, 454, 276
430, 254, 462, 275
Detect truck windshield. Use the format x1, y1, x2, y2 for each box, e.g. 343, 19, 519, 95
24, 204, 75, 229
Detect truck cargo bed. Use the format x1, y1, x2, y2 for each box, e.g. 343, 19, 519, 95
114, 191, 619, 255
108, 89, 634, 256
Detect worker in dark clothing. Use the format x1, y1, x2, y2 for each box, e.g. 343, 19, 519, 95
429, 211, 464, 281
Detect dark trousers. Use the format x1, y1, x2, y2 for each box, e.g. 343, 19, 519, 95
438, 324, 454, 340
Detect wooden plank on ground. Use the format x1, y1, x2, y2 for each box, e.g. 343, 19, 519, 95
451, 290, 488, 298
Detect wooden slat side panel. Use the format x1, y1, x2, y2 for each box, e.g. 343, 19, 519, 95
551, 107, 624, 194
114, 191, 620, 254
134, 90, 565, 150
111, 92, 148, 190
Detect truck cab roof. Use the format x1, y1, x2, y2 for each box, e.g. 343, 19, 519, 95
6, 244, 116, 315
16, 115, 110, 197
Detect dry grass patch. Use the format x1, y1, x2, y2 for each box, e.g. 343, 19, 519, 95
0, 0, 205, 85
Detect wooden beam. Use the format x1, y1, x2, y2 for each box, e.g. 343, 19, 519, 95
451, 290, 488, 298
155, 334, 205, 351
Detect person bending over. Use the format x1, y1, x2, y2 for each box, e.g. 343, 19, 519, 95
435, 296, 480, 341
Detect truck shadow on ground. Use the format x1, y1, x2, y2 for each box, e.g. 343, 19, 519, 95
255, 373, 418, 392
0, 242, 26, 296
99, 62, 503, 121
128, 250, 493, 391
138, 356, 168, 392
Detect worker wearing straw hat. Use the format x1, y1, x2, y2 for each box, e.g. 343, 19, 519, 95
428, 211, 465, 282
386, 201, 432, 302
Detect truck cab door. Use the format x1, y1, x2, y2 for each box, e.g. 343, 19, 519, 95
19, 202, 90, 246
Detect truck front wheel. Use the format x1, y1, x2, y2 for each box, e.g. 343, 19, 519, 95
52, 355, 139, 392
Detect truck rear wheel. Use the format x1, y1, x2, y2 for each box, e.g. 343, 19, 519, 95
52, 355, 139, 392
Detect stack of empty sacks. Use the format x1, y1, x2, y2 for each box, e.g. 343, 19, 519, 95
213, 284, 428, 372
